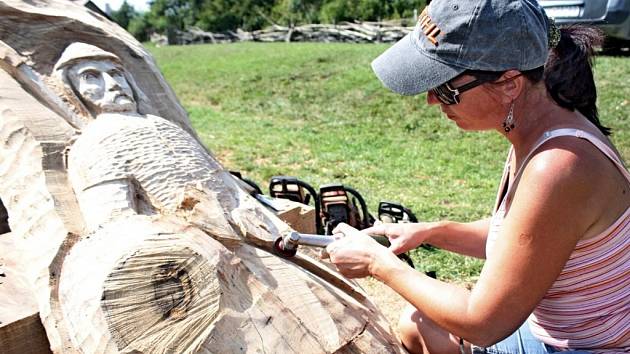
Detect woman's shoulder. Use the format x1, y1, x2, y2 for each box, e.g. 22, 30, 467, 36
518, 131, 627, 204
518, 132, 629, 240
524, 129, 625, 182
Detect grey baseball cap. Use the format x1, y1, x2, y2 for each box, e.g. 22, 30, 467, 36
372, 0, 550, 95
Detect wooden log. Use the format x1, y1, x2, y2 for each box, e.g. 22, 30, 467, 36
160, 21, 413, 45
338, 22, 379, 37
0, 54, 82, 351
273, 198, 317, 234
0, 1, 405, 353
0, 233, 52, 354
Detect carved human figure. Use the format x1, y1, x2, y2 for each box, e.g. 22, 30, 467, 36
1, 3, 402, 350
54, 43, 243, 233
46, 43, 380, 353
52, 43, 257, 351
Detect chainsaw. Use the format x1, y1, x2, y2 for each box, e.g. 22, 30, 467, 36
269, 176, 322, 233
318, 183, 373, 235
229, 170, 263, 195
378, 200, 440, 271
266, 178, 421, 270
378, 201, 418, 223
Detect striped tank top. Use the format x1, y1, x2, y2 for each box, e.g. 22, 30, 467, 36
486, 129, 630, 352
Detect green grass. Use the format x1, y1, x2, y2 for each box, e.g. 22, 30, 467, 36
149, 43, 629, 283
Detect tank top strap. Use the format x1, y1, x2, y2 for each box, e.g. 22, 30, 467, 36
508, 128, 630, 198
569, 129, 630, 180
493, 146, 513, 213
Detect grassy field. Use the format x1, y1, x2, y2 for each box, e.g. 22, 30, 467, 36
148, 43, 629, 284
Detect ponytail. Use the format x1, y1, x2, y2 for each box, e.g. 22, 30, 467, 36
543, 26, 610, 135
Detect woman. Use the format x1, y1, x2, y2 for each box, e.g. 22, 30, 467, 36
324, 0, 629, 353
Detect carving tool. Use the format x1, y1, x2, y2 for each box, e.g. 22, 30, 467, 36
273, 231, 390, 257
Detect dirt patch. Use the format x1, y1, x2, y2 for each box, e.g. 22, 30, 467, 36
357, 276, 475, 331
356, 277, 408, 330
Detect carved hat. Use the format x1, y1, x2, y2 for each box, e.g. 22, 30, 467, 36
53, 42, 123, 71
371, 0, 552, 95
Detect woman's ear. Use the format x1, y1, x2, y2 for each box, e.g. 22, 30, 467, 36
499, 70, 525, 103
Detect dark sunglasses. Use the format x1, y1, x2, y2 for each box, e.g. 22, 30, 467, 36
431, 71, 505, 105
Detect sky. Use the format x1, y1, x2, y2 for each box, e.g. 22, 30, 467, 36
91, 0, 150, 13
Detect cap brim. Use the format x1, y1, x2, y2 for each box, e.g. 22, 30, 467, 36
371, 32, 465, 96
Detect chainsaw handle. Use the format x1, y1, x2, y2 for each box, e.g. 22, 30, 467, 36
370, 235, 391, 248
295, 181, 322, 234
344, 186, 371, 230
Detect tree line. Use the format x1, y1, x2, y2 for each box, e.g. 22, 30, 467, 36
111, 0, 427, 41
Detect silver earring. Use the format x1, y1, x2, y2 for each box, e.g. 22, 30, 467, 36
502, 102, 515, 132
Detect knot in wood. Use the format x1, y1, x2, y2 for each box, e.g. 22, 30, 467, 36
153, 261, 192, 319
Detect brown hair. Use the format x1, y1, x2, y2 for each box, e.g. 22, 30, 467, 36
543, 26, 610, 135
467, 26, 610, 136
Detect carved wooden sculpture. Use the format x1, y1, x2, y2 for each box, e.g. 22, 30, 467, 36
0, 1, 404, 353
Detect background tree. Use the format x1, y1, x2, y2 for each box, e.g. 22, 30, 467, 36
145, 0, 203, 32
390, 0, 426, 21
196, 0, 276, 32
271, 0, 324, 26
110, 0, 138, 29
128, 14, 151, 42
318, 0, 354, 24
355, 0, 389, 21
108, 0, 427, 40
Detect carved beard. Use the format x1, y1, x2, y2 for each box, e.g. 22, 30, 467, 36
81, 89, 138, 114
98, 91, 137, 113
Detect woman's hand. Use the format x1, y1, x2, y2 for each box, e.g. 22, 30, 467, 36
362, 222, 432, 254
324, 223, 402, 279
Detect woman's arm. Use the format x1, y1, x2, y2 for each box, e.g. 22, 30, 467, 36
363, 218, 490, 259
329, 144, 604, 345
424, 218, 490, 258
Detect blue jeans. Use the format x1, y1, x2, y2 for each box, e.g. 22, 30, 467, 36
471, 322, 591, 354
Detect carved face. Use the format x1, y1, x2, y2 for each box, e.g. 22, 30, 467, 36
68, 60, 137, 114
